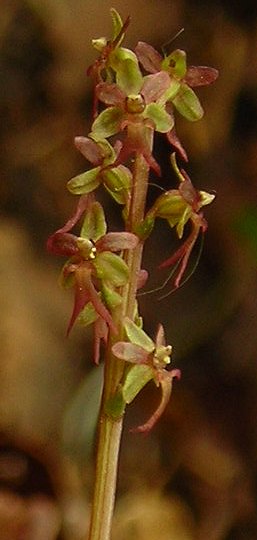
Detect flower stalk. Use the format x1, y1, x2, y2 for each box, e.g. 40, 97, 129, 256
47, 8, 218, 540
88, 150, 151, 540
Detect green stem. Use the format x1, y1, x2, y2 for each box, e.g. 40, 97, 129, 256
87, 150, 151, 540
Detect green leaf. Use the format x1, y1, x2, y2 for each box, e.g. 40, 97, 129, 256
80, 201, 107, 242
124, 318, 154, 353
116, 58, 143, 95
91, 107, 124, 139
122, 364, 153, 404
94, 252, 129, 286
67, 167, 101, 195
172, 83, 204, 121
144, 103, 174, 133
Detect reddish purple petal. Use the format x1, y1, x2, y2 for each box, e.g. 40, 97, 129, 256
47, 232, 79, 257
59, 195, 90, 234
135, 41, 162, 73
142, 148, 161, 176
112, 342, 149, 363
131, 370, 180, 433
96, 232, 138, 252
155, 324, 165, 348
47, 196, 90, 257
96, 82, 126, 106
158, 221, 202, 288
112, 15, 131, 47
74, 137, 103, 165
84, 270, 117, 334
185, 66, 219, 87
179, 171, 201, 210
141, 72, 171, 104
166, 128, 188, 162
67, 266, 117, 336
67, 275, 90, 336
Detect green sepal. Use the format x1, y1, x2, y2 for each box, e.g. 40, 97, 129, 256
78, 302, 98, 327
110, 47, 139, 72
160, 79, 180, 104
105, 389, 126, 419
144, 103, 174, 133
153, 191, 187, 219
102, 166, 131, 204
94, 252, 129, 286
110, 8, 123, 40
91, 107, 123, 139
92, 37, 107, 53
80, 201, 107, 242
94, 138, 117, 166
170, 152, 186, 183
172, 83, 204, 121
67, 167, 101, 195
124, 318, 154, 353
101, 282, 122, 310
116, 57, 143, 95
122, 364, 153, 404
199, 191, 215, 206
162, 49, 187, 79
135, 214, 155, 240
176, 207, 192, 238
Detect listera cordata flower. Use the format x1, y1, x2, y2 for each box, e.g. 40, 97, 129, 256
67, 135, 132, 205
87, 8, 131, 117
112, 317, 180, 433
135, 40, 218, 160
90, 55, 173, 176
47, 195, 138, 363
144, 154, 215, 288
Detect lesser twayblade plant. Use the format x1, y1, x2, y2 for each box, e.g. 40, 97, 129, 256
47, 9, 218, 540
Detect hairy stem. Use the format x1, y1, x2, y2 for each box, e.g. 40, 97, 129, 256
87, 149, 151, 540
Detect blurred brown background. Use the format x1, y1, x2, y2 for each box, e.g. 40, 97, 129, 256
1, 0, 257, 538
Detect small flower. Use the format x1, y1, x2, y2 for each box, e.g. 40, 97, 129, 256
87, 8, 130, 82
67, 136, 132, 204
135, 41, 218, 159
47, 195, 138, 341
90, 70, 172, 175
112, 318, 180, 432
135, 41, 218, 117
146, 154, 215, 287
87, 8, 131, 117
